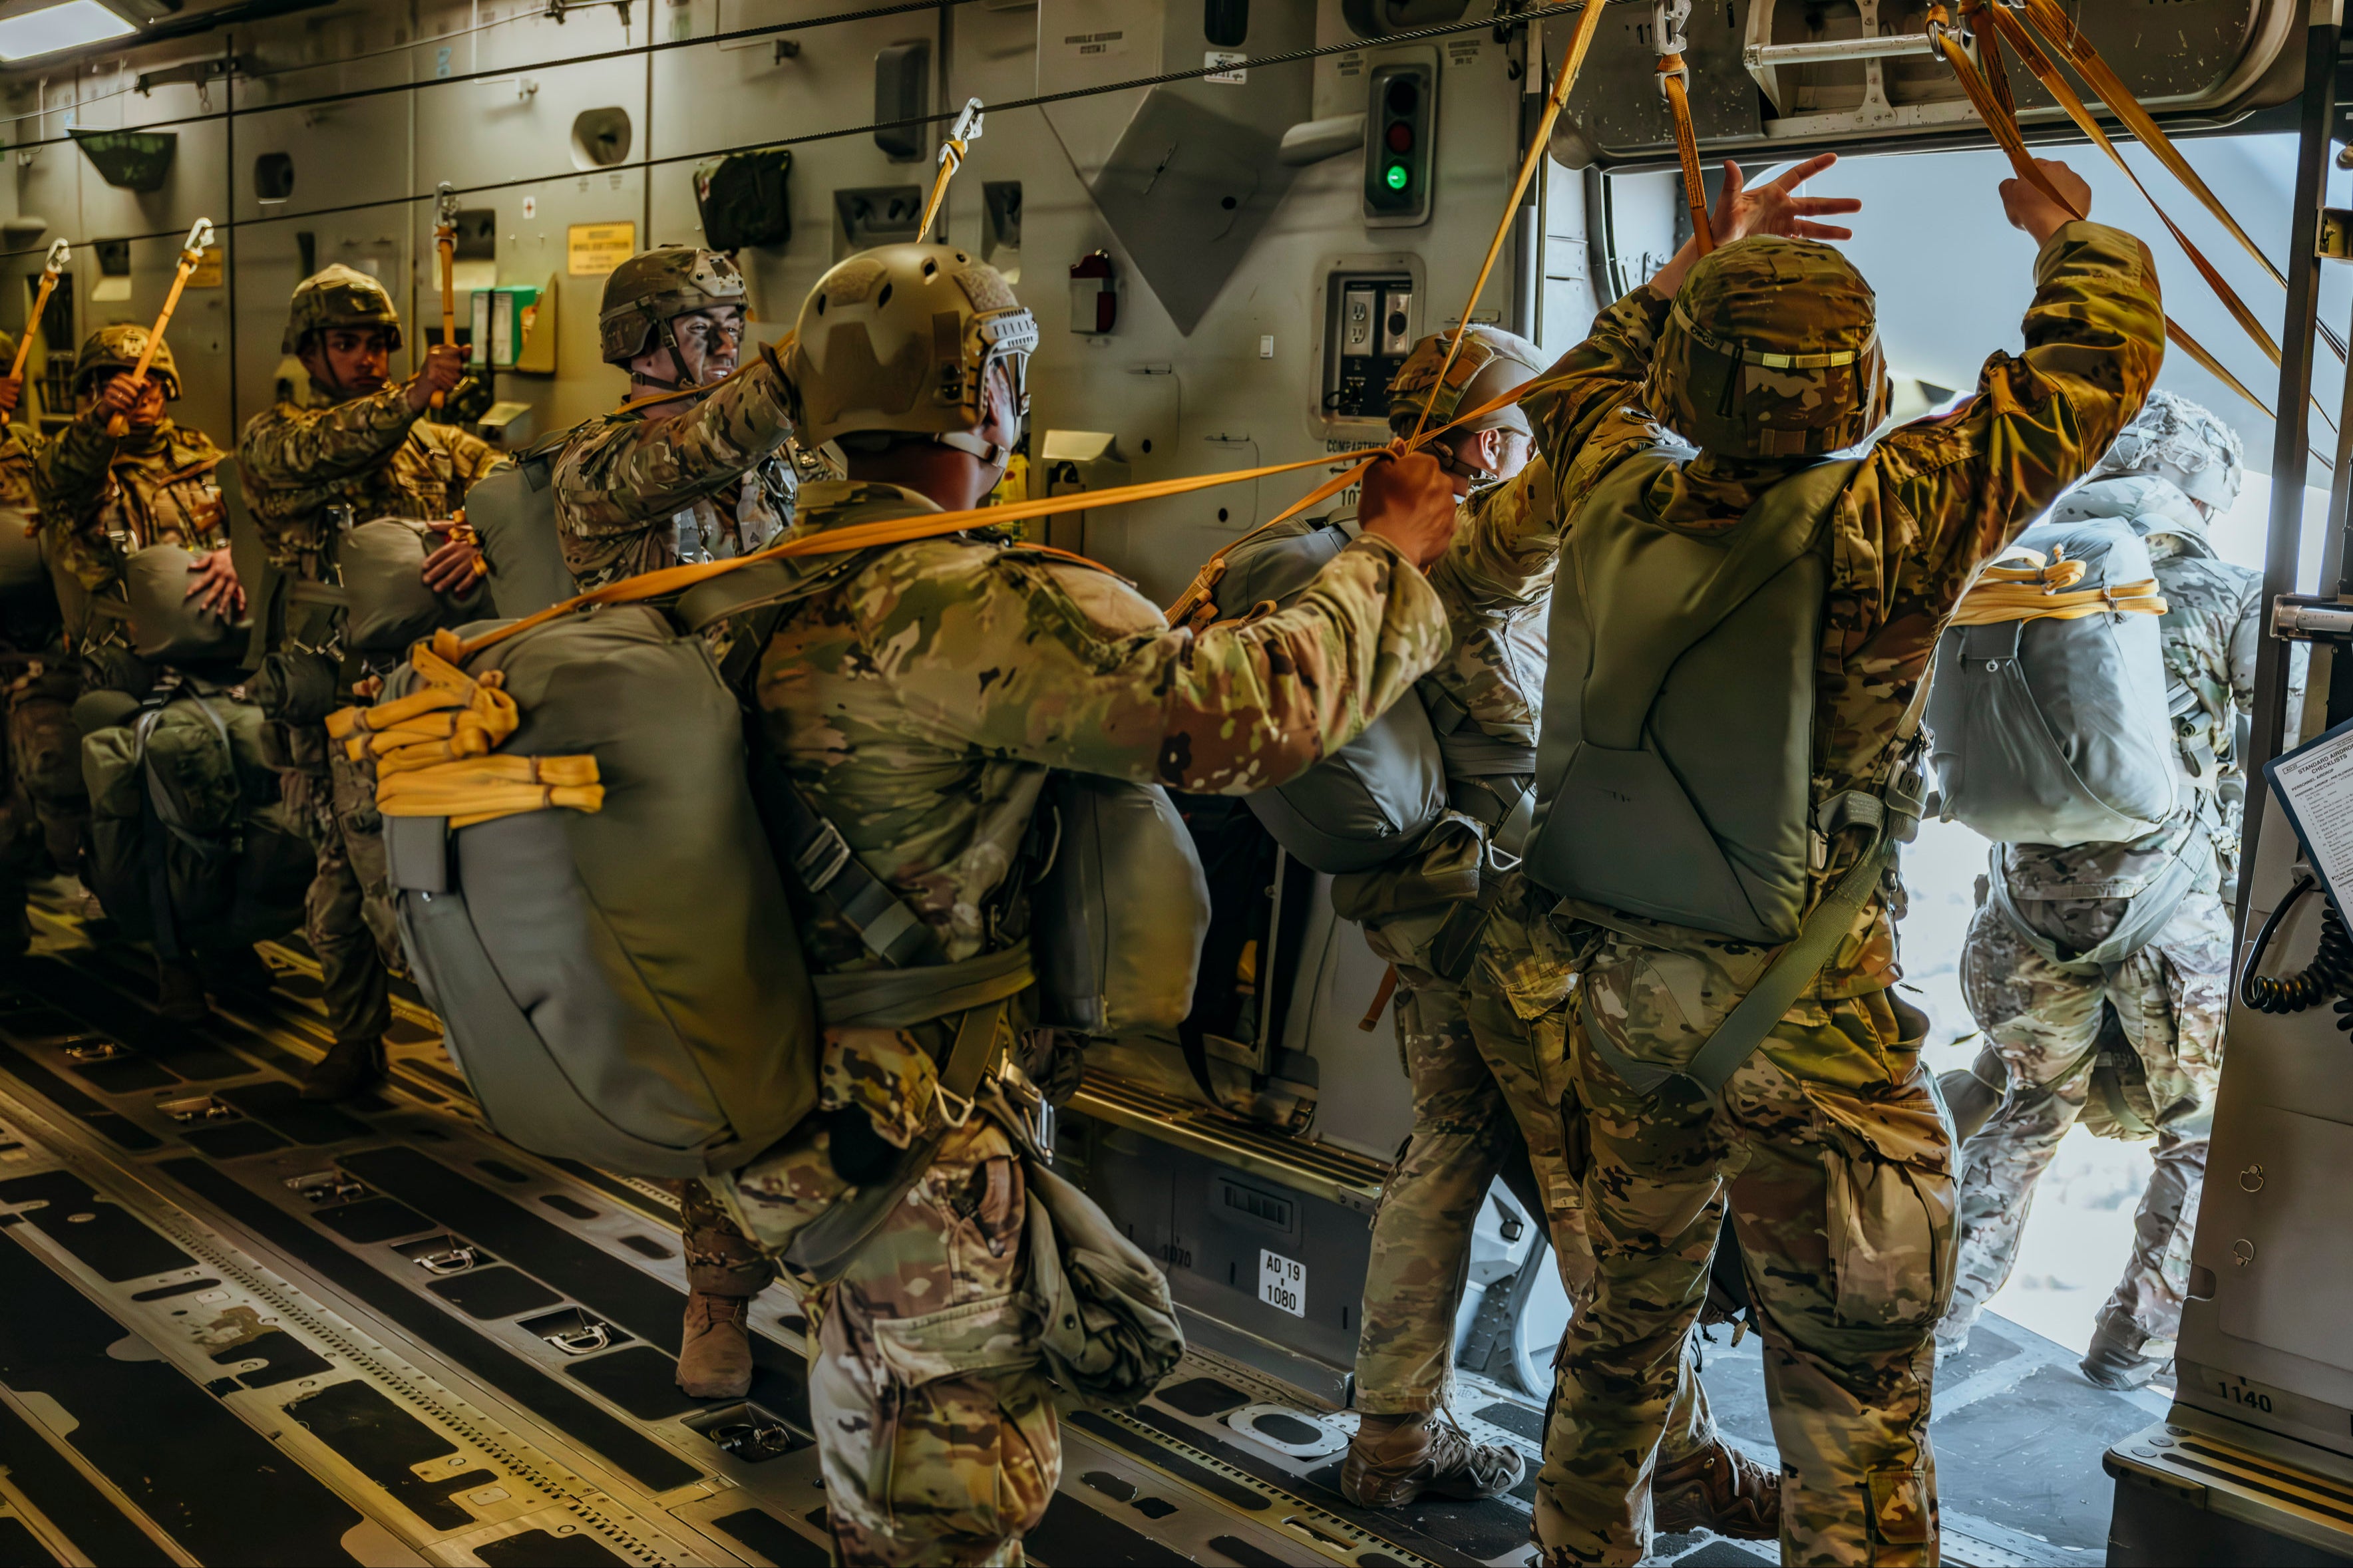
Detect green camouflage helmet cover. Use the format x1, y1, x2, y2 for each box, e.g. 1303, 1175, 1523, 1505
281, 263, 403, 355
598, 245, 747, 365
1647, 237, 1889, 459
1387, 327, 1544, 439
2087, 387, 2244, 512
784, 243, 1038, 451
73, 324, 180, 400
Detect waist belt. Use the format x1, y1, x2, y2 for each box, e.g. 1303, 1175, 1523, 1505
287, 580, 351, 609
1986, 838, 2203, 975
1437, 728, 1538, 778
1582, 754, 1928, 1102
812, 943, 1035, 1030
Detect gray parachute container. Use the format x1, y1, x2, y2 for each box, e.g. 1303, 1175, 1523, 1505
1210, 518, 1445, 873
1031, 772, 1209, 1037
339, 520, 488, 656
1927, 516, 2180, 846
381, 605, 818, 1177
0, 505, 45, 593
468, 442, 580, 619
124, 544, 250, 666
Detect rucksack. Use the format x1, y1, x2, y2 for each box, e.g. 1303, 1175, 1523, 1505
1926, 515, 2179, 846
466, 439, 580, 619
375, 606, 820, 1178
693, 147, 793, 251
81, 683, 313, 955
1208, 516, 1446, 873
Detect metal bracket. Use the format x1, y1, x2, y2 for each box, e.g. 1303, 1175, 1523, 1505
2319, 208, 2353, 261
2271, 593, 2353, 641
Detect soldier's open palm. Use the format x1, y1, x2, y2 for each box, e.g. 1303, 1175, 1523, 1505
1712, 154, 1863, 244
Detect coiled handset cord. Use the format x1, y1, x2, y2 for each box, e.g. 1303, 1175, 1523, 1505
2239, 874, 2353, 1027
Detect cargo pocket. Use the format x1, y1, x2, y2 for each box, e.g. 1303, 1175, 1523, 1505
864, 1291, 1045, 1531
1868, 1466, 1934, 1546
1803, 1078, 1956, 1329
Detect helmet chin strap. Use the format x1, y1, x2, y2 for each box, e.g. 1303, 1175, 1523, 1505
934, 429, 1009, 466
631, 310, 701, 394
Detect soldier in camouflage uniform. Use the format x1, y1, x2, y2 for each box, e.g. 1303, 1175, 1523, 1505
544, 245, 799, 1404
554, 245, 795, 590
1344, 331, 1775, 1539
239, 265, 502, 1099
36, 327, 252, 1017
1524, 156, 2162, 1565
36, 327, 240, 649
710, 242, 1455, 1567
1936, 391, 2255, 1392
0, 341, 67, 956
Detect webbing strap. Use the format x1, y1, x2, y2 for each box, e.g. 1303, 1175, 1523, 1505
1929, 11, 2278, 420
767, 770, 940, 969
1660, 54, 1715, 256
1985, 838, 2201, 974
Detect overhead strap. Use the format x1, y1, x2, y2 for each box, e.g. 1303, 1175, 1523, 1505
1405, 0, 1612, 445
1969, 0, 2335, 433
1656, 0, 1714, 256
1927, 13, 2276, 421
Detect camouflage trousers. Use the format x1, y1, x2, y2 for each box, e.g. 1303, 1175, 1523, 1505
671, 1177, 777, 1298
720, 1026, 1056, 1568
1543, 934, 1950, 1567
1352, 955, 1718, 1470
8, 664, 82, 880
292, 736, 398, 1048
1942, 890, 2229, 1350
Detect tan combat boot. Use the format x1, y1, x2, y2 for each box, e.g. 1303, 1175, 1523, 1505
1654, 1438, 1780, 1540
1341, 1411, 1525, 1507
677, 1291, 755, 1399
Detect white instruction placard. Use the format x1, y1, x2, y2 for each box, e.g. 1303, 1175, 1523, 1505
2267, 716, 2353, 910
1258, 1249, 1305, 1317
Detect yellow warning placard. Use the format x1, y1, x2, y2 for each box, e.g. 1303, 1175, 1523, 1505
567, 222, 635, 277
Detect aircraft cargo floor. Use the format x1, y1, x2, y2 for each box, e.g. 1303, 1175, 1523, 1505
0, 891, 2167, 1567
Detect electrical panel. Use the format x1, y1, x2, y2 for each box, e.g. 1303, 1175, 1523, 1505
1324, 271, 1415, 422
1362, 62, 1435, 228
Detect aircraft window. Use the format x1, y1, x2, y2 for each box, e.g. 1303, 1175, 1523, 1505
253, 151, 293, 204
568, 106, 632, 171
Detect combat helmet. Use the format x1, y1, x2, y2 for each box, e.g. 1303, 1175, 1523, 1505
281, 264, 403, 355
1387, 327, 1545, 440
784, 243, 1037, 462
74, 324, 179, 400
2088, 388, 2245, 514
1647, 237, 1889, 459
598, 246, 747, 382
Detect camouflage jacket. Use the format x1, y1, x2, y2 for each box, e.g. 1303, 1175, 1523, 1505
759, 480, 1447, 971
0, 420, 41, 514
1526, 220, 2165, 996
0, 422, 59, 652
554, 359, 797, 589
1999, 472, 2259, 937
238, 387, 504, 579
35, 415, 228, 600
1422, 455, 1562, 748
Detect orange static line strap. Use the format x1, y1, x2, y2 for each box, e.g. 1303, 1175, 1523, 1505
1661, 59, 1714, 256
1358, 963, 1400, 1031
1931, 25, 2277, 421
2015, 0, 2290, 296
1408, 0, 1614, 445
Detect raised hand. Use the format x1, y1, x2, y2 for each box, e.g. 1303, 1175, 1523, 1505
1357, 447, 1459, 571
1710, 154, 1863, 244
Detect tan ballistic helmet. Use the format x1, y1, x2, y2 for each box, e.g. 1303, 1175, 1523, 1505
74, 325, 180, 400
784, 243, 1038, 457
281, 263, 403, 355
1387, 327, 1545, 439
598, 246, 748, 367
1646, 237, 1889, 459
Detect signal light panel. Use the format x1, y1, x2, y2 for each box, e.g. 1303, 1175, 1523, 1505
1363, 63, 1433, 228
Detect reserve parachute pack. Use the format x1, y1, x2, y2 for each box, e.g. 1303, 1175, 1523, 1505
339, 520, 489, 655
1926, 515, 2179, 846
81, 681, 313, 956
1525, 450, 1863, 944
124, 544, 250, 667
465, 435, 580, 620
1208, 516, 1445, 873
365, 607, 818, 1178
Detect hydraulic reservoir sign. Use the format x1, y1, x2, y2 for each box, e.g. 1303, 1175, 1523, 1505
567, 222, 635, 276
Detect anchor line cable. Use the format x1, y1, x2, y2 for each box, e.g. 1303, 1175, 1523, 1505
0, 1, 1595, 261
